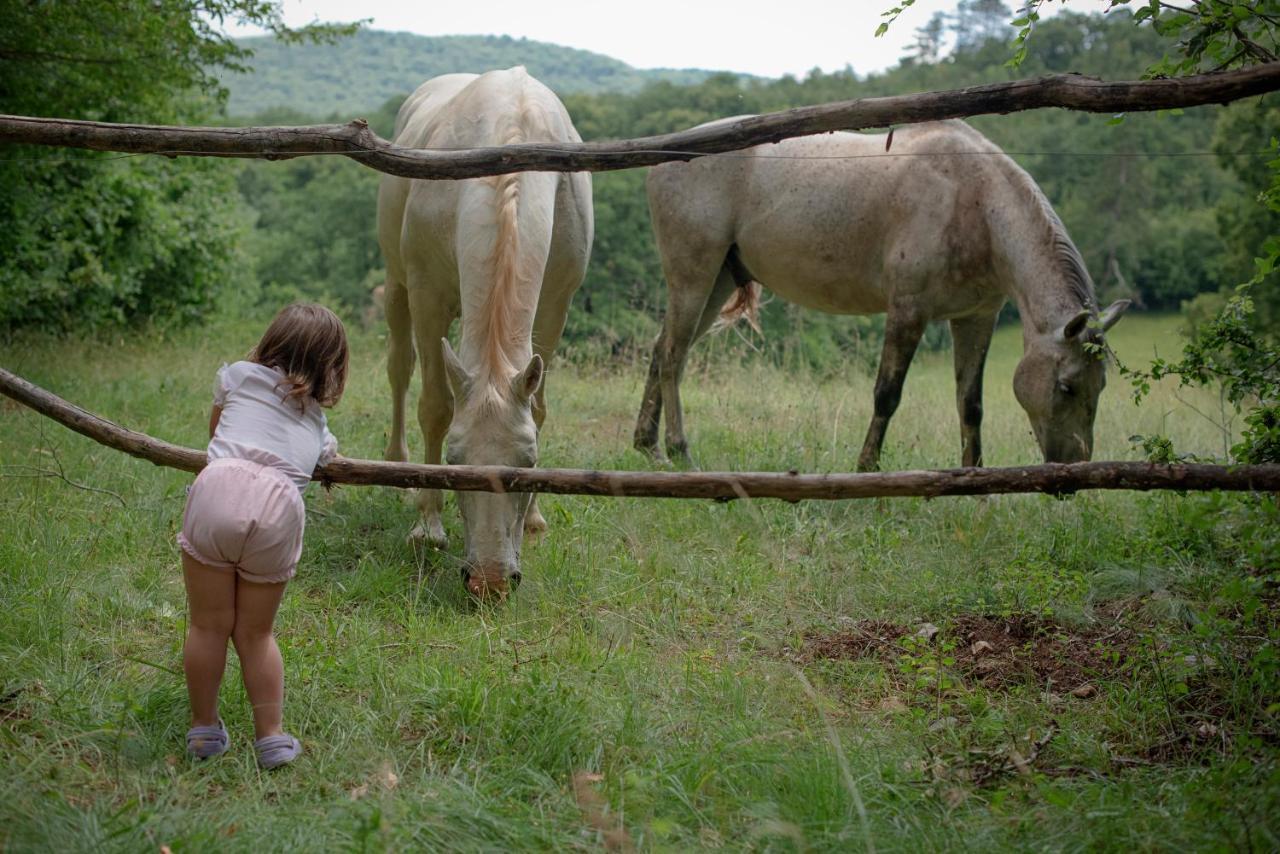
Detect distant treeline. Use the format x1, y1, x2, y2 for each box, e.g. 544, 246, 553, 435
221, 30, 752, 117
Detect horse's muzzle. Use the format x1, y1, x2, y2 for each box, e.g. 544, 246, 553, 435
461, 565, 521, 601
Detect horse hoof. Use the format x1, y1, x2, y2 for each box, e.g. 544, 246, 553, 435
668, 452, 697, 471
643, 451, 673, 469
634, 440, 663, 461
408, 521, 447, 549
523, 514, 548, 540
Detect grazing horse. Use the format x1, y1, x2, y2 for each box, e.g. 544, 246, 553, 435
634, 120, 1128, 470
378, 68, 593, 598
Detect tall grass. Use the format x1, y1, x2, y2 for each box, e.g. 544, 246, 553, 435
0, 312, 1275, 851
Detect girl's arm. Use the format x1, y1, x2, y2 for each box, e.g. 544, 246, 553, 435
208, 405, 222, 439
318, 417, 339, 465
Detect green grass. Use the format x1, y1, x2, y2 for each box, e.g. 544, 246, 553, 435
1, 312, 1276, 851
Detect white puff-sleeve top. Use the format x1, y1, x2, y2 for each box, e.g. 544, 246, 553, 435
206, 361, 338, 490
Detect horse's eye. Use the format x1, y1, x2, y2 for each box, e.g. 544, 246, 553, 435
1057, 382, 1073, 396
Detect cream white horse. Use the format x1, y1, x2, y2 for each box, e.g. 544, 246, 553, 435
635, 120, 1128, 470
378, 68, 593, 598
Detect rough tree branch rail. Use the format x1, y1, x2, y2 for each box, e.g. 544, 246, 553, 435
1, 65, 1278, 178
3, 367, 1278, 502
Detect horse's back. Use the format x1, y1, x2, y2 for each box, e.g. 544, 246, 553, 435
379, 68, 591, 311
647, 121, 1016, 317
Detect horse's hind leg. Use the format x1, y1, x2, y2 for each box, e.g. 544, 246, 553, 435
633, 337, 665, 459
384, 279, 415, 462
857, 306, 926, 472
950, 312, 998, 467
658, 265, 737, 466
636, 265, 739, 461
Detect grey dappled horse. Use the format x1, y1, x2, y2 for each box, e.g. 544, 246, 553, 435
378, 68, 593, 598
634, 120, 1128, 470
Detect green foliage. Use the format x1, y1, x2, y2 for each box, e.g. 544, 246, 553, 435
223, 30, 754, 117
236, 157, 383, 310
0, 158, 250, 329
0, 0, 357, 334
998, 1, 1279, 74
1122, 143, 1280, 465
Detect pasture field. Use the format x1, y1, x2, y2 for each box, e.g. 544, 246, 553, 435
1, 312, 1276, 851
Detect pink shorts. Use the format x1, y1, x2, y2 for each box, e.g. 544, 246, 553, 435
177, 458, 305, 583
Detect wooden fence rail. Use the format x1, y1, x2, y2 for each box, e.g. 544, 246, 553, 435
4, 366, 1279, 502
2, 65, 1279, 179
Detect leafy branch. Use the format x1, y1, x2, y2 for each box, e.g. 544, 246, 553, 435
1122, 137, 1280, 464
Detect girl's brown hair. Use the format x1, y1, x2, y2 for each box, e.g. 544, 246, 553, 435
249, 303, 349, 408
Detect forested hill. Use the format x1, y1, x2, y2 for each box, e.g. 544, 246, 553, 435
221, 29, 752, 116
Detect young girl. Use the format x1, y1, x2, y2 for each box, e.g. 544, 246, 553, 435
177, 303, 348, 769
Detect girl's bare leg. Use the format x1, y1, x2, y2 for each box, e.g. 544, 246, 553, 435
182, 553, 236, 728
231, 575, 288, 740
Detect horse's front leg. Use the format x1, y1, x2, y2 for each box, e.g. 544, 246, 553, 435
408, 292, 455, 548
524, 284, 578, 539
384, 280, 415, 462
950, 312, 998, 467
857, 307, 926, 472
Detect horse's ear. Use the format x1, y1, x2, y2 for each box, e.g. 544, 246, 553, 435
512, 354, 544, 403
1059, 310, 1090, 342
1099, 299, 1130, 332
441, 338, 471, 400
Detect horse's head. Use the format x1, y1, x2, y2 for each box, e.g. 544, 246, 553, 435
1013, 300, 1129, 463
441, 339, 542, 600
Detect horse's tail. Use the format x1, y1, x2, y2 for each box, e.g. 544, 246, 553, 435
715, 281, 763, 334
478, 96, 557, 385
712, 245, 764, 334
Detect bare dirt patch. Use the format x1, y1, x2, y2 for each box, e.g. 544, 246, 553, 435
798, 614, 1134, 693
798, 619, 908, 663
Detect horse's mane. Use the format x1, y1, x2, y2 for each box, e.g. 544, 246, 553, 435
1033, 186, 1097, 314
941, 121, 1097, 316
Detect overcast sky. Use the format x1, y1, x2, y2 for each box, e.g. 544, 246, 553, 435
232, 1, 1120, 79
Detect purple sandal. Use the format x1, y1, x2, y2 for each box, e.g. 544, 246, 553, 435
186, 719, 229, 759
254, 733, 302, 769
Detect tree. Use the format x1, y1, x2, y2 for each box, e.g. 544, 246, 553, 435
910, 12, 950, 65
0, 1, 357, 332
952, 0, 1014, 51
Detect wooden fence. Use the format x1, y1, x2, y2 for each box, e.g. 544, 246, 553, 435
4, 367, 1278, 502
1, 65, 1278, 179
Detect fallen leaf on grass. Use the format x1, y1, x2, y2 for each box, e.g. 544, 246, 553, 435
572, 770, 633, 853
929, 716, 959, 732
379, 762, 399, 791
916, 622, 940, 642
878, 696, 909, 713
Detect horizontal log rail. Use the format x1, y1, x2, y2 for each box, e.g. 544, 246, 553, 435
1, 65, 1278, 179
3, 366, 1279, 501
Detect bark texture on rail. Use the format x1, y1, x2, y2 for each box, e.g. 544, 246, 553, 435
4, 366, 1279, 501
1, 65, 1277, 178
